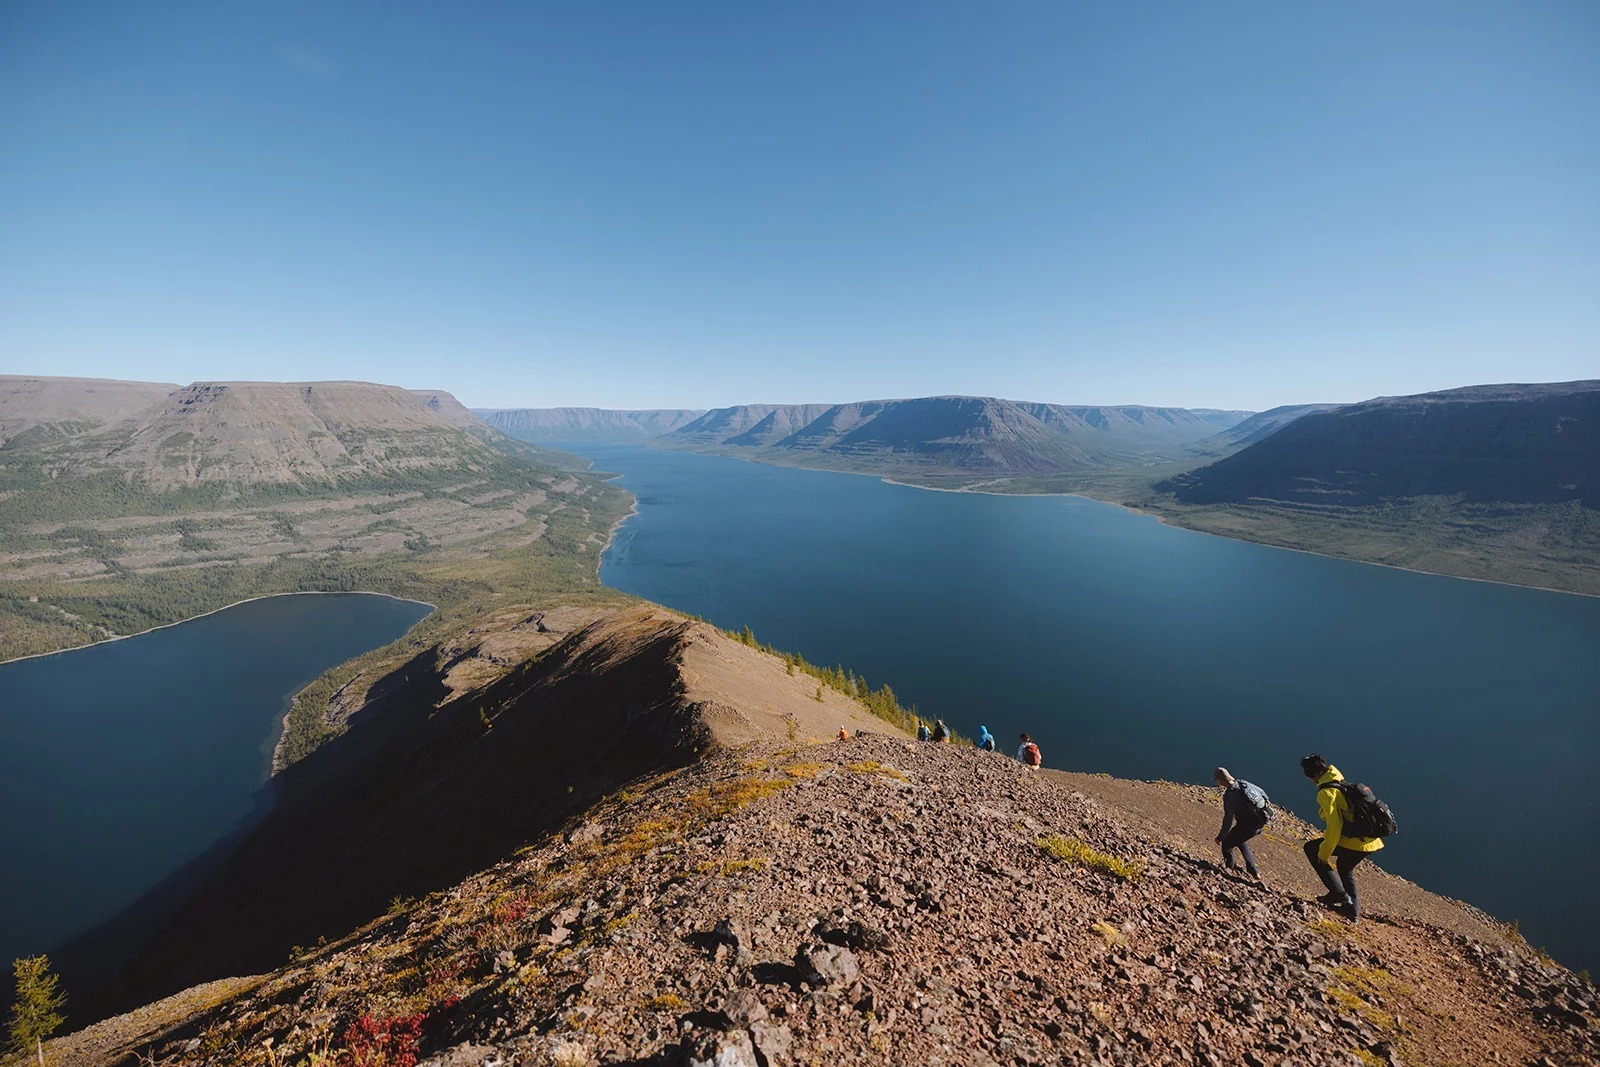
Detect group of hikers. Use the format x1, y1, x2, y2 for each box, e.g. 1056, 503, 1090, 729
906, 718, 1044, 769
842, 719, 1397, 925
1213, 753, 1397, 922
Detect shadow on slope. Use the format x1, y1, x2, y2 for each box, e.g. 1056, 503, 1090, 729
69, 607, 710, 1022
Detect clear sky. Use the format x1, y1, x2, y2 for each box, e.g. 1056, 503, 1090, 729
1, 3, 1595, 411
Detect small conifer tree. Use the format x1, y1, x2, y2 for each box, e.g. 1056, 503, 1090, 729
7, 956, 66, 1066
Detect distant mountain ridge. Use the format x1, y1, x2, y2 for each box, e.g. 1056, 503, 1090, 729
476, 407, 705, 442
1187, 403, 1346, 456
0, 374, 177, 447
1164, 381, 1600, 507
663, 395, 1254, 475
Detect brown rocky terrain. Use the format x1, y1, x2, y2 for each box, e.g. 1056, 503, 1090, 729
46, 607, 1598, 1067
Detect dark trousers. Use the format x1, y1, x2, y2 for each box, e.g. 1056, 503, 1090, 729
1304, 838, 1369, 916
1219, 822, 1263, 875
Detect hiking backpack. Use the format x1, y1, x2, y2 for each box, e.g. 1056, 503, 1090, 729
1022, 742, 1041, 767
980, 736, 995, 752
1329, 781, 1399, 838
1237, 779, 1273, 823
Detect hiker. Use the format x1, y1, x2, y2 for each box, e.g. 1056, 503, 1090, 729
916, 719, 931, 742
931, 719, 950, 743
837, 725, 848, 742
1213, 767, 1270, 878
1016, 732, 1042, 770
975, 725, 996, 752
1299, 753, 1387, 922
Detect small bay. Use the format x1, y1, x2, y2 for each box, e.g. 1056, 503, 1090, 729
0, 592, 431, 969
575, 443, 1600, 971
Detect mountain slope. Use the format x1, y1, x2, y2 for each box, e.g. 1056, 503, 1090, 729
409, 389, 495, 435
1132, 382, 1600, 595
53, 607, 1599, 1066
0, 374, 176, 447
0, 376, 630, 661
78, 380, 508, 490
59, 604, 899, 1018
1164, 382, 1600, 507
479, 407, 706, 442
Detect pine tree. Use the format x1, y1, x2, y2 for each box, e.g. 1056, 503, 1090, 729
7, 955, 66, 1066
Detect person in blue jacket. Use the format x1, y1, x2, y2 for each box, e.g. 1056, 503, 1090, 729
975, 725, 996, 752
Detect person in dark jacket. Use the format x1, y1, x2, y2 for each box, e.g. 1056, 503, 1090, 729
1213, 767, 1266, 878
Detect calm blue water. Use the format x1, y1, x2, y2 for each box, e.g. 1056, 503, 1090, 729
576, 443, 1600, 970
0, 593, 431, 967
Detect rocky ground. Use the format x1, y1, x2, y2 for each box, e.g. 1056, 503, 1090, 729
54, 735, 1598, 1067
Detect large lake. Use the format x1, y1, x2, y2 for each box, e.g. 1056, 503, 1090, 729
0, 592, 431, 970
574, 443, 1600, 971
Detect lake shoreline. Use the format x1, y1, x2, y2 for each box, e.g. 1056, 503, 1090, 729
645, 446, 1600, 601
0, 590, 438, 668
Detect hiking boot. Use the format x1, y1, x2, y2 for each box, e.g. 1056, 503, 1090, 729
1314, 892, 1349, 909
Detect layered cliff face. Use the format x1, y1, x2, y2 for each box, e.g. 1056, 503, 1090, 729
53, 606, 1598, 1067
81, 381, 509, 490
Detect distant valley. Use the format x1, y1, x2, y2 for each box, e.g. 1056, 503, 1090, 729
486, 382, 1600, 595
479, 396, 1261, 488
478, 406, 705, 442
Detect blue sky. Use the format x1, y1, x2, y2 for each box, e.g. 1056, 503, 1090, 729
1, 2, 1595, 411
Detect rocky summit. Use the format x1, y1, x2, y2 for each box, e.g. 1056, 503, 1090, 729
53, 637, 1598, 1067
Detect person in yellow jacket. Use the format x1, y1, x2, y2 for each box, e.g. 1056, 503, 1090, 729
1299, 753, 1383, 923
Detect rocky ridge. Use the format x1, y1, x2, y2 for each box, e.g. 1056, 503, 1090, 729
52, 639, 1598, 1066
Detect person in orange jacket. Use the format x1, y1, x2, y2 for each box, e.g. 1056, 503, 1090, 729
1300, 753, 1384, 922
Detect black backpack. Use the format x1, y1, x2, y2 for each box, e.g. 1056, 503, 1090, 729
1328, 781, 1399, 838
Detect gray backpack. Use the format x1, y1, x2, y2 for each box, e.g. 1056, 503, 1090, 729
1238, 780, 1273, 822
